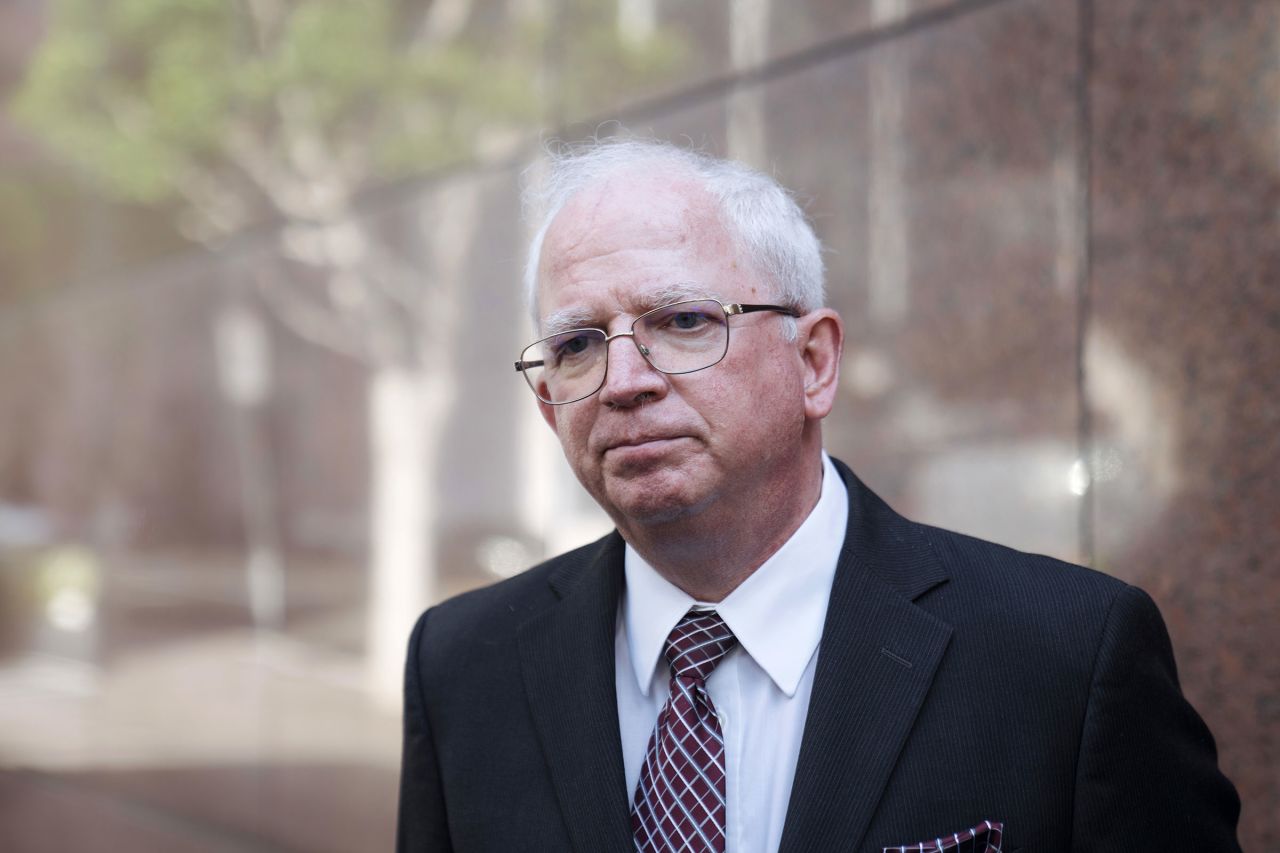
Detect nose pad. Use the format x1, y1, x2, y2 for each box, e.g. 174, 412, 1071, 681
605, 334, 650, 376
598, 332, 665, 405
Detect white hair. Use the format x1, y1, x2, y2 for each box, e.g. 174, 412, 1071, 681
521, 137, 826, 333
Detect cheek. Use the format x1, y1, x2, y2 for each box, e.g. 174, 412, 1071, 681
555, 412, 596, 466
723, 339, 802, 396
698, 380, 795, 447
718, 354, 805, 438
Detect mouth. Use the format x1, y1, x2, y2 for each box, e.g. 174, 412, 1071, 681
602, 435, 690, 458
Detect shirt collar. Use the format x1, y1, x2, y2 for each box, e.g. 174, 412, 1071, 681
623, 453, 849, 697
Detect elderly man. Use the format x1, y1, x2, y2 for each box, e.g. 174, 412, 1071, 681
397, 140, 1240, 852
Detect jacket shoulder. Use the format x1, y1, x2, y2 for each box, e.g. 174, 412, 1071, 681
832, 455, 1128, 616
924, 522, 1127, 605
909, 521, 1144, 683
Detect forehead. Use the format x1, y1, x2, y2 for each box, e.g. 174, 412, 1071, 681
535, 170, 743, 322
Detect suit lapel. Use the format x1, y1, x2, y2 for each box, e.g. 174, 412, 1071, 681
517, 533, 633, 852
778, 461, 954, 853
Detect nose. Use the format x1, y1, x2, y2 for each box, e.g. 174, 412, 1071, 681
597, 332, 667, 408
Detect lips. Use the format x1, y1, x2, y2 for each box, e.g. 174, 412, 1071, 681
606, 435, 681, 450
600, 434, 690, 455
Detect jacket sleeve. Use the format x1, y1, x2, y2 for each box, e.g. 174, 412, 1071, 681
1071, 584, 1241, 850
397, 609, 454, 853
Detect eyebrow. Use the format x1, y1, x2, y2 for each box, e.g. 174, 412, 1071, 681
539, 282, 724, 337
637, 282, 723, 312
540, 308, 600, 338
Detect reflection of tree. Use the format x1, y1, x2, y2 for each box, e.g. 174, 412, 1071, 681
552, 0, 689, 122
12, 0, 685, 699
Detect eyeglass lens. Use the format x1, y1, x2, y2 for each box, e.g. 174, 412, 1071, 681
520, 300, 730, 404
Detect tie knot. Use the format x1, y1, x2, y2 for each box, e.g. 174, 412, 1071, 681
663, 609, 737, 682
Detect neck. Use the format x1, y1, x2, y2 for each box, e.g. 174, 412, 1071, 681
619, 447, 826, 602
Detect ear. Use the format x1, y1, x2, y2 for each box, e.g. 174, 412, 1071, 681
796, 308, 843, 421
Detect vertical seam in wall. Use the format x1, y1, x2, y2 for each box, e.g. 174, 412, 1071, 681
1075, 0, 1095, 568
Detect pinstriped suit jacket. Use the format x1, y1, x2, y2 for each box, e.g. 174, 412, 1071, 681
397, 458, 1241, 852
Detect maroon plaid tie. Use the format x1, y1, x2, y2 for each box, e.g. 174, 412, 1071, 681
631, 609, 738, 852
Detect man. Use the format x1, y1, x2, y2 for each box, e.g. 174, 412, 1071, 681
397, 139, 1241, 852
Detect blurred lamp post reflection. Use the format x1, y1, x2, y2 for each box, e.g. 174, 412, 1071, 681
214, 298, 285, 631
35, 545, 100, 655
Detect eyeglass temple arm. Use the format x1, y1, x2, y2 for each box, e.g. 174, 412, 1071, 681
515, 359, 544, 373
726, 303, 802, 317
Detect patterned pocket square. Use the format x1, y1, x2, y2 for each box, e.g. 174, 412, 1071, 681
883, 819, 1004, 853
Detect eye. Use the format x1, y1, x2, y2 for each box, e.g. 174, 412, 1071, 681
670, 311, 707, 331
651, 306, 718, 333
549, 332, 596, 366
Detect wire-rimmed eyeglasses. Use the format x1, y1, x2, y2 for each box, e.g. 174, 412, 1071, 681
515, 298, 800, 405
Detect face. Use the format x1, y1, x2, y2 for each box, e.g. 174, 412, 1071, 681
533, 170, 815, 535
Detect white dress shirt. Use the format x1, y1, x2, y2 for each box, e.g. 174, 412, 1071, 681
615, 452, 849, 853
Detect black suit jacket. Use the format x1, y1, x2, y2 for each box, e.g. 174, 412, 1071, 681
398, 459, 1240, 851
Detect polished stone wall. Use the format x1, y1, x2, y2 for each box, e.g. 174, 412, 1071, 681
1086, 1, 1280, 843
1, 0, 1274, 849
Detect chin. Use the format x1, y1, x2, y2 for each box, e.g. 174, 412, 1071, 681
603, 477, 717, 528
